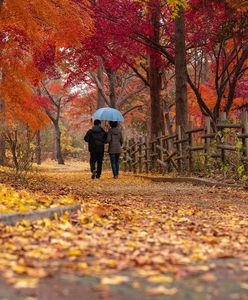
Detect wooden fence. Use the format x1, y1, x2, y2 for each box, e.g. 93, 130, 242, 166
121, 111, 248, 175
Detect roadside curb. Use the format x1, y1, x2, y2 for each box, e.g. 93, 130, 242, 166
138, 175, 242, 188
0, 204, 81, 226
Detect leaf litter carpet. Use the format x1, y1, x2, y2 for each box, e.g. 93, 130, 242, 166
0, 165, 247, 300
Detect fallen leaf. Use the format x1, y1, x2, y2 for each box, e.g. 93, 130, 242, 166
101, 275, 129, 285
200, 273, 217, 282
147, 275, 173, 283
146, 286, 178, 295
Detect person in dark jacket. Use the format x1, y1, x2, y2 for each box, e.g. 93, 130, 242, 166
106, 121, 123, 179
84, 119, 107, 179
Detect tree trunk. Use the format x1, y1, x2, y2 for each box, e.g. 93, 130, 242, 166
175, 7, 188, 131
106, 69, 116, 108
149, 0, 163, 138
8, 130, 19, 172
35, 131, 42, 165
164, 98, 173, 136
0, 100, 6, 165
202, 54, 209, 83
97, 64, 105, 108
10, 143, 19, 172
54, 123, 64, 164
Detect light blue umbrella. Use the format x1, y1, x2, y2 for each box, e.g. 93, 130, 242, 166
92, 107, 124, 122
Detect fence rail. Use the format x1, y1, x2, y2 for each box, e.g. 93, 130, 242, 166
122, 111, 248, 175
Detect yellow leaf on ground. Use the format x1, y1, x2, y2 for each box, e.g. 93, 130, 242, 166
146, 286, 178, 295
101, 275, 129, 285
11, 277, 38, 288
12, 265, 28, 274
147, 275, 173, 283
67, 249, 81, 256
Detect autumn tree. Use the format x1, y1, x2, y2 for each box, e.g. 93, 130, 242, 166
185, 0, 248, 125
0, 0, 92, 166
64, 0, 187, 138
0, 0, 92, 127
90, 67, 147, 110
64, 0, 148, 123
34, 79, 78, 165
175, 7, 188, 131
148, 0, 164, 137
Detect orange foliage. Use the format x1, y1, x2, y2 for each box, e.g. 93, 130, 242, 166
0, 0, 93, 130
0, 0, 93, 49
228, 0, 248, 12
188, 38, 248, 124
0, 55, 48, 130
65, 93, 97, 129
188, 82, 248, 125
188, 85, 211, 126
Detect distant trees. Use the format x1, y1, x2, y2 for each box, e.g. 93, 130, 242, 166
0, 0, 246, 168
0, 0, 92, 167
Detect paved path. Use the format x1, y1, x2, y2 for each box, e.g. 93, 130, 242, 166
0, 165, 247, 300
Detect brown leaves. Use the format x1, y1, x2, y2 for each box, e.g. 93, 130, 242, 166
200, 273, 217, 282
0, 169, 247, 296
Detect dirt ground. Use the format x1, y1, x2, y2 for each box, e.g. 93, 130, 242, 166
0, 162, 247, 300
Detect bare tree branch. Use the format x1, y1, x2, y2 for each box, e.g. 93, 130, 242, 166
117, 85, 147, 108
123, 104, 144, 116
89, 71, 111, 107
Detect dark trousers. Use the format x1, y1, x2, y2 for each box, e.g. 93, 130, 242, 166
90, 151, 104, 178
109, 153, 120, 177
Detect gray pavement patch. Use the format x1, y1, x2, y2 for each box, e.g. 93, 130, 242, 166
1, 259, 247, 300
0, 204, 80, 226
138, 175, 242, 188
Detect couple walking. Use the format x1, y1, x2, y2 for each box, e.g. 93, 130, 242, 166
84, 119, 123, 179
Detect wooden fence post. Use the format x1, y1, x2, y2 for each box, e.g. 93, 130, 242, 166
162, 135, 168, 174
123, 141, 127, 172
138, 136, 143, 173
166, 135, 173, 172
158, 131, 163, 174
145, 135, 149, 173
132, 138, 137, 174
128, 139, 132, 172
150, 135, 156, 172
204, 116, 211, 167
188, 122, 193, 172
219, 112, 227, 164
241, 110, 248, 173
176, 126, 183, 172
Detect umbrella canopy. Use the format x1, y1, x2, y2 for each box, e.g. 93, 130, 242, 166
92, 107, 124, 122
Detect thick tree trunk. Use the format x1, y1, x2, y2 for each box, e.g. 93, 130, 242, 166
0, 100, 6, 165
35, 131, 42, 165
163, 98, 173, 136
175, 8, 188, 131
149, 58, 162, 137
106, 69, 116, 108
149, 0, 163, 138
54, 123, 64, 165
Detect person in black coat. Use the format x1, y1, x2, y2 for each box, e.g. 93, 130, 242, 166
84, 119, 107, 179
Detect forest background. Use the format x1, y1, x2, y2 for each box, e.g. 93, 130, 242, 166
0, 0, 247, 176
